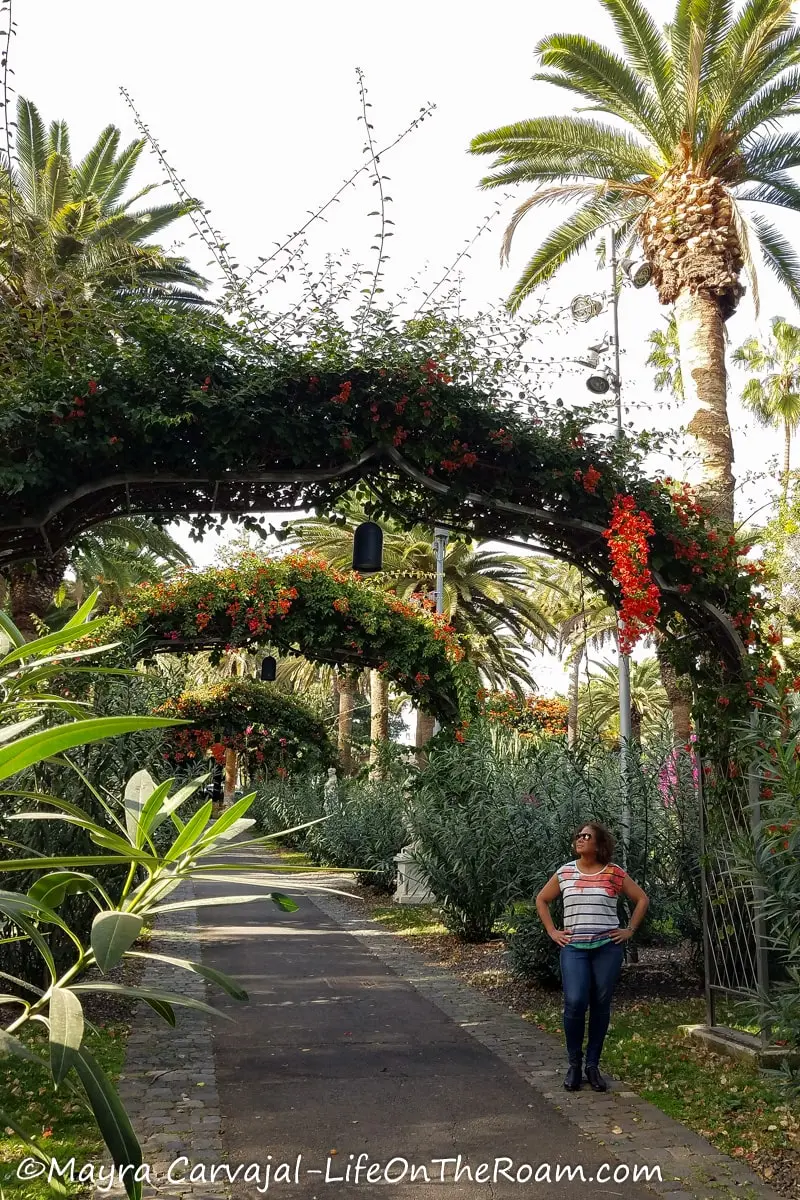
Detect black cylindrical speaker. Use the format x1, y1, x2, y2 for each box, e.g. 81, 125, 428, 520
352, 521, 383, 574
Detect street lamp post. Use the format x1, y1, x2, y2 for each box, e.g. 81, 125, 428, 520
431, 526, 449, 736
608, 226, 633, 868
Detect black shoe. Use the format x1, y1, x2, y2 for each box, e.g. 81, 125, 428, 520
585, 1064, 608, 1092
564, 1063, 583, 1091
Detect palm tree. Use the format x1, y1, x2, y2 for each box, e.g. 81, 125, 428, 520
470, 0, 800, 525
0, 97, 206, 308
526, 560, 617, 745
580, 657, 669, 742
3, 517, 193, 636
646, 313, 684, 402
63, 517, 194, 610
280, 503, 555, 750
733, 317, 800, 501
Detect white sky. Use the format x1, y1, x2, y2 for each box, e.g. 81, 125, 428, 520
16, 0, 797, 693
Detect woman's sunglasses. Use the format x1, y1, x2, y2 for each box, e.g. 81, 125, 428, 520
575, 832, 594, 840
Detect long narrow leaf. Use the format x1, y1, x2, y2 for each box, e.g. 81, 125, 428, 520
71, 983, 231, 1019
91, 911, 143, 972
0, 716, 183, 782
50, 988, 85, 1085
164, 800, 213, 862
125, 950, 248, 1000
67, 1048, 142, 1200
0, 608, 25, 648
0, 617, 111, 666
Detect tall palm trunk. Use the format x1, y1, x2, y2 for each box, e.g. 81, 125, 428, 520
223, 748, 238, 806
675, 290, 735, 527
6, 553, 68, 638
656, 636, 692, 747
337, 674, 356, 774
783, 419, 792, 504
567, 647, 583, 747
415, 709, 436, 768
369, 669, 389, 779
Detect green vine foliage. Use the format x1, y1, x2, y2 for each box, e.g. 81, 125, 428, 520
0, 298, 787, 742
155, 678, 336, 777
113, 552, 477, 727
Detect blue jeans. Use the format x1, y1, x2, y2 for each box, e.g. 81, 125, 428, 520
560, 941, 624, 1067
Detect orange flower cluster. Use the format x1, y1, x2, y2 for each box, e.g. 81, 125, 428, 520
573, 464, 602, 494
480, 690, 568, 736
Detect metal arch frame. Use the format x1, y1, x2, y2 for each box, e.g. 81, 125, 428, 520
0, 441, 746, 665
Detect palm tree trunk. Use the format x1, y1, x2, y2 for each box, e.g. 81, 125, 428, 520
567, 648, 583, 747
369, 670, 390, 779
337, 674, 356, 774
223, 748, 238, 806
783, 420, 792, 505
675, 290, 735, 527
415, 709, 436, 768
656, 637, 692, 747
6, 553, 69, 638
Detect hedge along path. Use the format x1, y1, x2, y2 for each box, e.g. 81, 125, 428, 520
113, 552, 479, 730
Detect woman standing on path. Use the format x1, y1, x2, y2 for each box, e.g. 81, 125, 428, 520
535, 822, 649, 1093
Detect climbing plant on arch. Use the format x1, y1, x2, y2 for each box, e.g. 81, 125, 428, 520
0, 303, 791, 739
155, 678, 336, 778
115, 552, 478, 729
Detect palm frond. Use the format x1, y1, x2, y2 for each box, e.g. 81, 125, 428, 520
733, 69, 800, 138
730, 197, 761, 316
98, 140, 145, 208
46, 119, 71, 163
596, 0, 675, 123
533, 33, 672, 148
71, 126, 120, 199
751, 212, 800, 307
504, 192, 646, 313
15, 98, 48, 212
470, 115, 661, 178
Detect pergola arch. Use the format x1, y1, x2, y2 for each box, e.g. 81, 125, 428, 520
114, 553, 478, 729
0, 305, 775, 734
156, 678, 337, 777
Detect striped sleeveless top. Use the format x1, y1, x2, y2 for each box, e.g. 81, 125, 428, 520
556, 860, 626, 949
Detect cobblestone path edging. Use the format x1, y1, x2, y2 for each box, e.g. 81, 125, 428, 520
95, 879, 226, 1200
310, 889, 780, 1200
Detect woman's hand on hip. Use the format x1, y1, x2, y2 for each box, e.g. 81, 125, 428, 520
608, 927, 633, 943
549, 929, 573, 946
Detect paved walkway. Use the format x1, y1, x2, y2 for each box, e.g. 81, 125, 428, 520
98, 850, 781, 1200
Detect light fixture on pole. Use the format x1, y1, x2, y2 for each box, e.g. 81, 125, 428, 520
352, 521, 383, 574
431, 527, 449, 736
621, 257, 652, 289
585, 367, 618, 396
570, 294, 604, 323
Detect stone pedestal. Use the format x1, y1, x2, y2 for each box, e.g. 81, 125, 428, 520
393, 845, 435, 905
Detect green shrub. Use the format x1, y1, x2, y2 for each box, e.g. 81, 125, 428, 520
505, 901, 563, 987
322, 778, 408, 891
407, 729, 541, 941
406, 722, 702, 947
252, 774, 326, 858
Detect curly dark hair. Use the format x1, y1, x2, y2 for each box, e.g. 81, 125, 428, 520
573, 821, 615, 865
